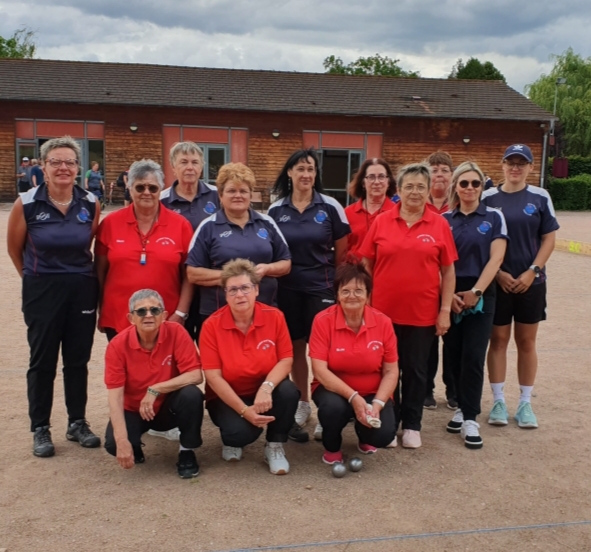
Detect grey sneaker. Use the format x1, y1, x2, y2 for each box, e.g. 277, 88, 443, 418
33, 426, 55, 457
148, 428, 180, 441
222, 445, 243, 462
294, 401, 312, 427
264, 442, 289, 475
313, 423, 323, 441
66, 419, 101, 448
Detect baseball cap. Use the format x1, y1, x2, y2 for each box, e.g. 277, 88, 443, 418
22, 156, 30, 161
502, 144, 533, 163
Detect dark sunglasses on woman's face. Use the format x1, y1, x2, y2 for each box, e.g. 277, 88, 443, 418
134, 184, 160, 194
132, 306, 164, 317
458, 179, 482, 189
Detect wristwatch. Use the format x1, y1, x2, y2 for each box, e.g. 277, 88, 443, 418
471, 288, 483, 297
529, 265, 541, 276
174, 310, 188, 320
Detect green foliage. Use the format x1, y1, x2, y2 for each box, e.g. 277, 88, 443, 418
323, 54, 419, 78
546, 174, 591, 210
0, 28, 36, 58
526, 48, 591, 156
448, 58, 506, 82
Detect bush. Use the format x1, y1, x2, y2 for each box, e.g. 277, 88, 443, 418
546, 175, 591, 210
548, 156, 591, 178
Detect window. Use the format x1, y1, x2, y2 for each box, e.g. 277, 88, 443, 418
199, 144, 229, 185
319, 149, 363, 206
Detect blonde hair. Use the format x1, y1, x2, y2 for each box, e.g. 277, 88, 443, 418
448, 161, 486, 210
396, 162, 432, 190
216, 162, 256, 194
40, 136, 81, 163
220, 258, 261, 289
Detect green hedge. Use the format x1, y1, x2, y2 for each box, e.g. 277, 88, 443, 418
548, 156, 591, 177
546, 175, 591, 210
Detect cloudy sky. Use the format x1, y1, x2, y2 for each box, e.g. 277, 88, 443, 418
1, 0, 590, 94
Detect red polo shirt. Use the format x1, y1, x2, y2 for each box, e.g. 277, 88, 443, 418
344, 199, 395, 257
95, 205, 194, 332
309, 305, 398, 396
199, 302, 293, 400
426, 201, 449, 215
104, 321, 201, 414
358, 202, 458, 326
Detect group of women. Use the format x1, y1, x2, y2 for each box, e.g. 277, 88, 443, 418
7, 135, 558, 469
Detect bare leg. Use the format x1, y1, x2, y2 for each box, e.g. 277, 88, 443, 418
291, 339, 310, 403
514, 322, 539, 386
487, 324, 512, 384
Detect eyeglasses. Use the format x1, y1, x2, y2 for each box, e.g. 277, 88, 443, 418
47, 158, 78, 169
458, 179, 482, 189
225, 284, 256, 296
364, 174, 388, 183
504, 161, 529, 169
134, 184, 160, 194
401, 184, 428, 193
132, 306, 164, 317
339, 288, 367, 297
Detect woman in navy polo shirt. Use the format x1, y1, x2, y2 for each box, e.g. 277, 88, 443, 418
268, 149, 351, 438
442, 162, 508, 449
482, 145, 559, 429
187, 162, 291, 318
7, 136, 102, 458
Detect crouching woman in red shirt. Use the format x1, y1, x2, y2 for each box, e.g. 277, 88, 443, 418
104, 289, 204, 479
309, 261, 399, 464
199, 259, 299, 475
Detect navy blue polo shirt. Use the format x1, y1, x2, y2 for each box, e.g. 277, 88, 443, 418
160, 180, 220, 231
482, 185, 559, 284
21, 184, 97, 276
267, 191, 351, 292
443, 203, 508, 280
30, 165, 45, 187
186, 208, 291, 315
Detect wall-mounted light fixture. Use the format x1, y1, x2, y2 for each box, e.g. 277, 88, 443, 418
129, 123, 138, 133
462, 136, 470, 145
271, 130, 280, 139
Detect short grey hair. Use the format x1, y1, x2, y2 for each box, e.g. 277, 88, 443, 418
128, 159, 165, 190
169, 141, 204, 167
128, 289, 165, 312
40, 136, 82, 163
396, 162, 432, 190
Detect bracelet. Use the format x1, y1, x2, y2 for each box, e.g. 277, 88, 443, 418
147, 387, 160, 397
240, 405, 249, 417
348, 391, 359, 403
259, 387, 271, 394
261, 381, 275, 389
174, 310, 188, 320
440, 306, 451, 312
372, 399, 386, 408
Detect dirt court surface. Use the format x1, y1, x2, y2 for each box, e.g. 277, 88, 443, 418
1, 206, 590, 552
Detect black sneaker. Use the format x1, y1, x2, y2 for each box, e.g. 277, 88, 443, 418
423, 394, 437, 410
177, 450, 200, 479
446, 397, 459, 410
66, 419, 101, 448
33, 426, 55, 457
133, 444, 145, 464
287, 422, 309, 443
446, 409, 464, 434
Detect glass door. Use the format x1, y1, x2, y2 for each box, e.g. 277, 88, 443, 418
199, 144, 229, 185
320, 149, 364, 207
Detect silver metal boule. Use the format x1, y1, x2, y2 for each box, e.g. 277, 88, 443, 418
348, 457, 363, 472
331, 462, 347, 478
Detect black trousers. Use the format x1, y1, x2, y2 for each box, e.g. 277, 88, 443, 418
207, 379, 299, 447
23, 274, 98, 431
104, 386, 205, 454
393, 324, 435, 431
425, 336, 456, 399
184, 291, 203, 343
442, 296, 495, 421
312, 385, 396, 453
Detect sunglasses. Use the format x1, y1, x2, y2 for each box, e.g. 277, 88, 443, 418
134, 184, 160, 194
132, 306, 164, 317
458, 180, 482, 189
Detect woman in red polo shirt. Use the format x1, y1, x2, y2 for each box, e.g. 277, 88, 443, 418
358, 162, 457, 449
309, 261, 399, 464
199, 259, 299, 475
344, 158, 396, 258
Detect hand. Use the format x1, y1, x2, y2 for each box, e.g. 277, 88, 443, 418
243, 407, 275, 428
495, 270, 516, 294
139, 392, 157, 421
254, 264, 269, 278
369, 401, 383, 420
253, 387, 273, 414
435, 310, 451, 337
97, 322, 106, 333
457, 290, 478, 309
511, 269, 536, 293
115, 438, 135, 469
168, 312, 185, 325
451, 294, 465, 314
352, 395, 372, 428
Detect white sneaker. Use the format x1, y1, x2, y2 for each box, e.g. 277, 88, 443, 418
148, 427, 180, 441
264, 442, 290, 475
313, 423, 323, 441
461, 420, 483, 449
401, 429, 422, 449
294, 401, 312, 427
222, 445, 243, 462
386, 435, 397, 448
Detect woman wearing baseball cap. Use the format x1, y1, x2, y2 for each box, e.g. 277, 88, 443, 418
481, 144, 559, 429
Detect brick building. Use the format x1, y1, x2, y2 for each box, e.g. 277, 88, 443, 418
0, 59, 552, 204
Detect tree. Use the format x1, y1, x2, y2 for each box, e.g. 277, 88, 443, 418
526, 48, 591, 156
0, 28, 36, 59
323, 54, 419, 78
449, 57, 506, 82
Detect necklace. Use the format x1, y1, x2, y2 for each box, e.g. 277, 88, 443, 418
48, 192, 73, 206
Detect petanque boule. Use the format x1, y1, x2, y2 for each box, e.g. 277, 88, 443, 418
348, 457, 363, 472
331, 462, 347, 478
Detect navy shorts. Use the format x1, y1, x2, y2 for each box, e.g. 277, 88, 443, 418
493, 281, 547, 326
277, 287, 335, 341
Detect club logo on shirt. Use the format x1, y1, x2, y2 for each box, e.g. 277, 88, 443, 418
417, 234, 436, 243
257, 339, 275, 350
257, 228, 269, 240
156, 237, 176, 246
367, 341, 383, 351
220, 230, 233, 238
77, 208, 91, 223
321, 299, 335, 304
335, 348, 346, 352
36, 212, 50, 221
523, 203, 537, 216
173, 208, 182, 214
204, 201, 217, 214
162, 354, 172, 366
279, 215, 291, 222
477, 221, 492, 234
314, 210, 328, 224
